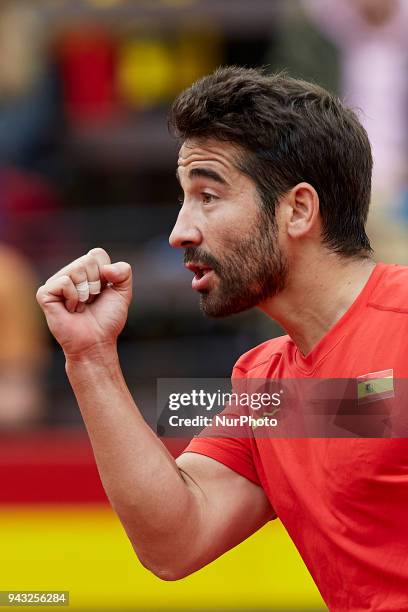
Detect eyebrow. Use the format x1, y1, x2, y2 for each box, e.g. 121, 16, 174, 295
176, 167, 229, 186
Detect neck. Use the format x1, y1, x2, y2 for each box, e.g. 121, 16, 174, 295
259, 252, 376, 356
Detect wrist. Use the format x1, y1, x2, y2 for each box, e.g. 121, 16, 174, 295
64, 342, 119, 369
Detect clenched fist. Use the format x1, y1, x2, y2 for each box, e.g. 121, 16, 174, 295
36, 247, 132, 360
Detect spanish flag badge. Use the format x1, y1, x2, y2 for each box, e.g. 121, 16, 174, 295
357, 369, 394, 405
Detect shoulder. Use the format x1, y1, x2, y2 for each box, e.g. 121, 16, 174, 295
368, 263, 408, 314
232, 334, 291, 377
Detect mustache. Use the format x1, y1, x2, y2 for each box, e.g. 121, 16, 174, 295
184, 247, 220, 273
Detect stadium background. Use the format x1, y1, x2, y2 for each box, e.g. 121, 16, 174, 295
0, 1, 407, 610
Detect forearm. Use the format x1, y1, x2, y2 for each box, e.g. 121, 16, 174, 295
65, 347, 202, 578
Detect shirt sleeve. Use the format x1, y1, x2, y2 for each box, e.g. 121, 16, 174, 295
181, 362, 271, 492
183, 436, 262, 486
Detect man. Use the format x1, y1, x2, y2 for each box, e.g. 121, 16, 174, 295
37, 67, 408, 611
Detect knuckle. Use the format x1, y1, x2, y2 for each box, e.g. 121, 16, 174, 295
60, 275, 72, 287
88, 247, 109, 259
120, 261, 132, 273
83, 254, 98, 268
71, 264, 86, 278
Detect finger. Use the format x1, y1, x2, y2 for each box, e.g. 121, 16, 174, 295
46, 248, 111, 285
84, 248, 111, 303
87, 247, 111, 269
70, 249, 111, 306
80, 254, 101, 304
69, 262, 89, 302
37, 275, 78, 314
76, 302, 86, 314
46, 255, 87, 284
102, 262, 133, 304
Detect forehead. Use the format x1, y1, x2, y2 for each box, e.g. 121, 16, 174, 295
177, 138, 244, 179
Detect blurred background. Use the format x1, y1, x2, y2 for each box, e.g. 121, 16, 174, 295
0, 0, 407, 609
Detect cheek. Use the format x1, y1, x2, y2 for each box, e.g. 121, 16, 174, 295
204, 198, 259, 252
211, 229, 240, 255
214, 213, 250, 243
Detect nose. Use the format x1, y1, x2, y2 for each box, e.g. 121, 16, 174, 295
169, 205, 202, 249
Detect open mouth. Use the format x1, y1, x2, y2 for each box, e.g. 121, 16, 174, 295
185, 262, 215, 290
194, 267, 212, 279
185, 263, 213, 278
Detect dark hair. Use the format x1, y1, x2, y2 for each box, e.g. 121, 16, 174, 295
168, 66, 373, 257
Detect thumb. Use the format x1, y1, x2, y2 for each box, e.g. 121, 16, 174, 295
102, 262, 132, 297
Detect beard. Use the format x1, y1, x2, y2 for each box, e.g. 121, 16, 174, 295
184, 211, 288, 318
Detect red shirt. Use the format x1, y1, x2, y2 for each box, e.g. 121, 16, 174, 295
184, 263, 408, 611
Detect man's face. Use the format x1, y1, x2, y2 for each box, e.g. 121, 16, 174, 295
169, 138, 288, 317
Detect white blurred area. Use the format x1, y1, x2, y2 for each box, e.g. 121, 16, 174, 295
302, 0, 408, 263
304, 0, 408, 200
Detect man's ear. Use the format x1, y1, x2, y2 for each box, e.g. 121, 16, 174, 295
284, 182, 320, 239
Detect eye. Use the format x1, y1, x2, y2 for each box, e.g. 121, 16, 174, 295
202, 192, 217, 205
